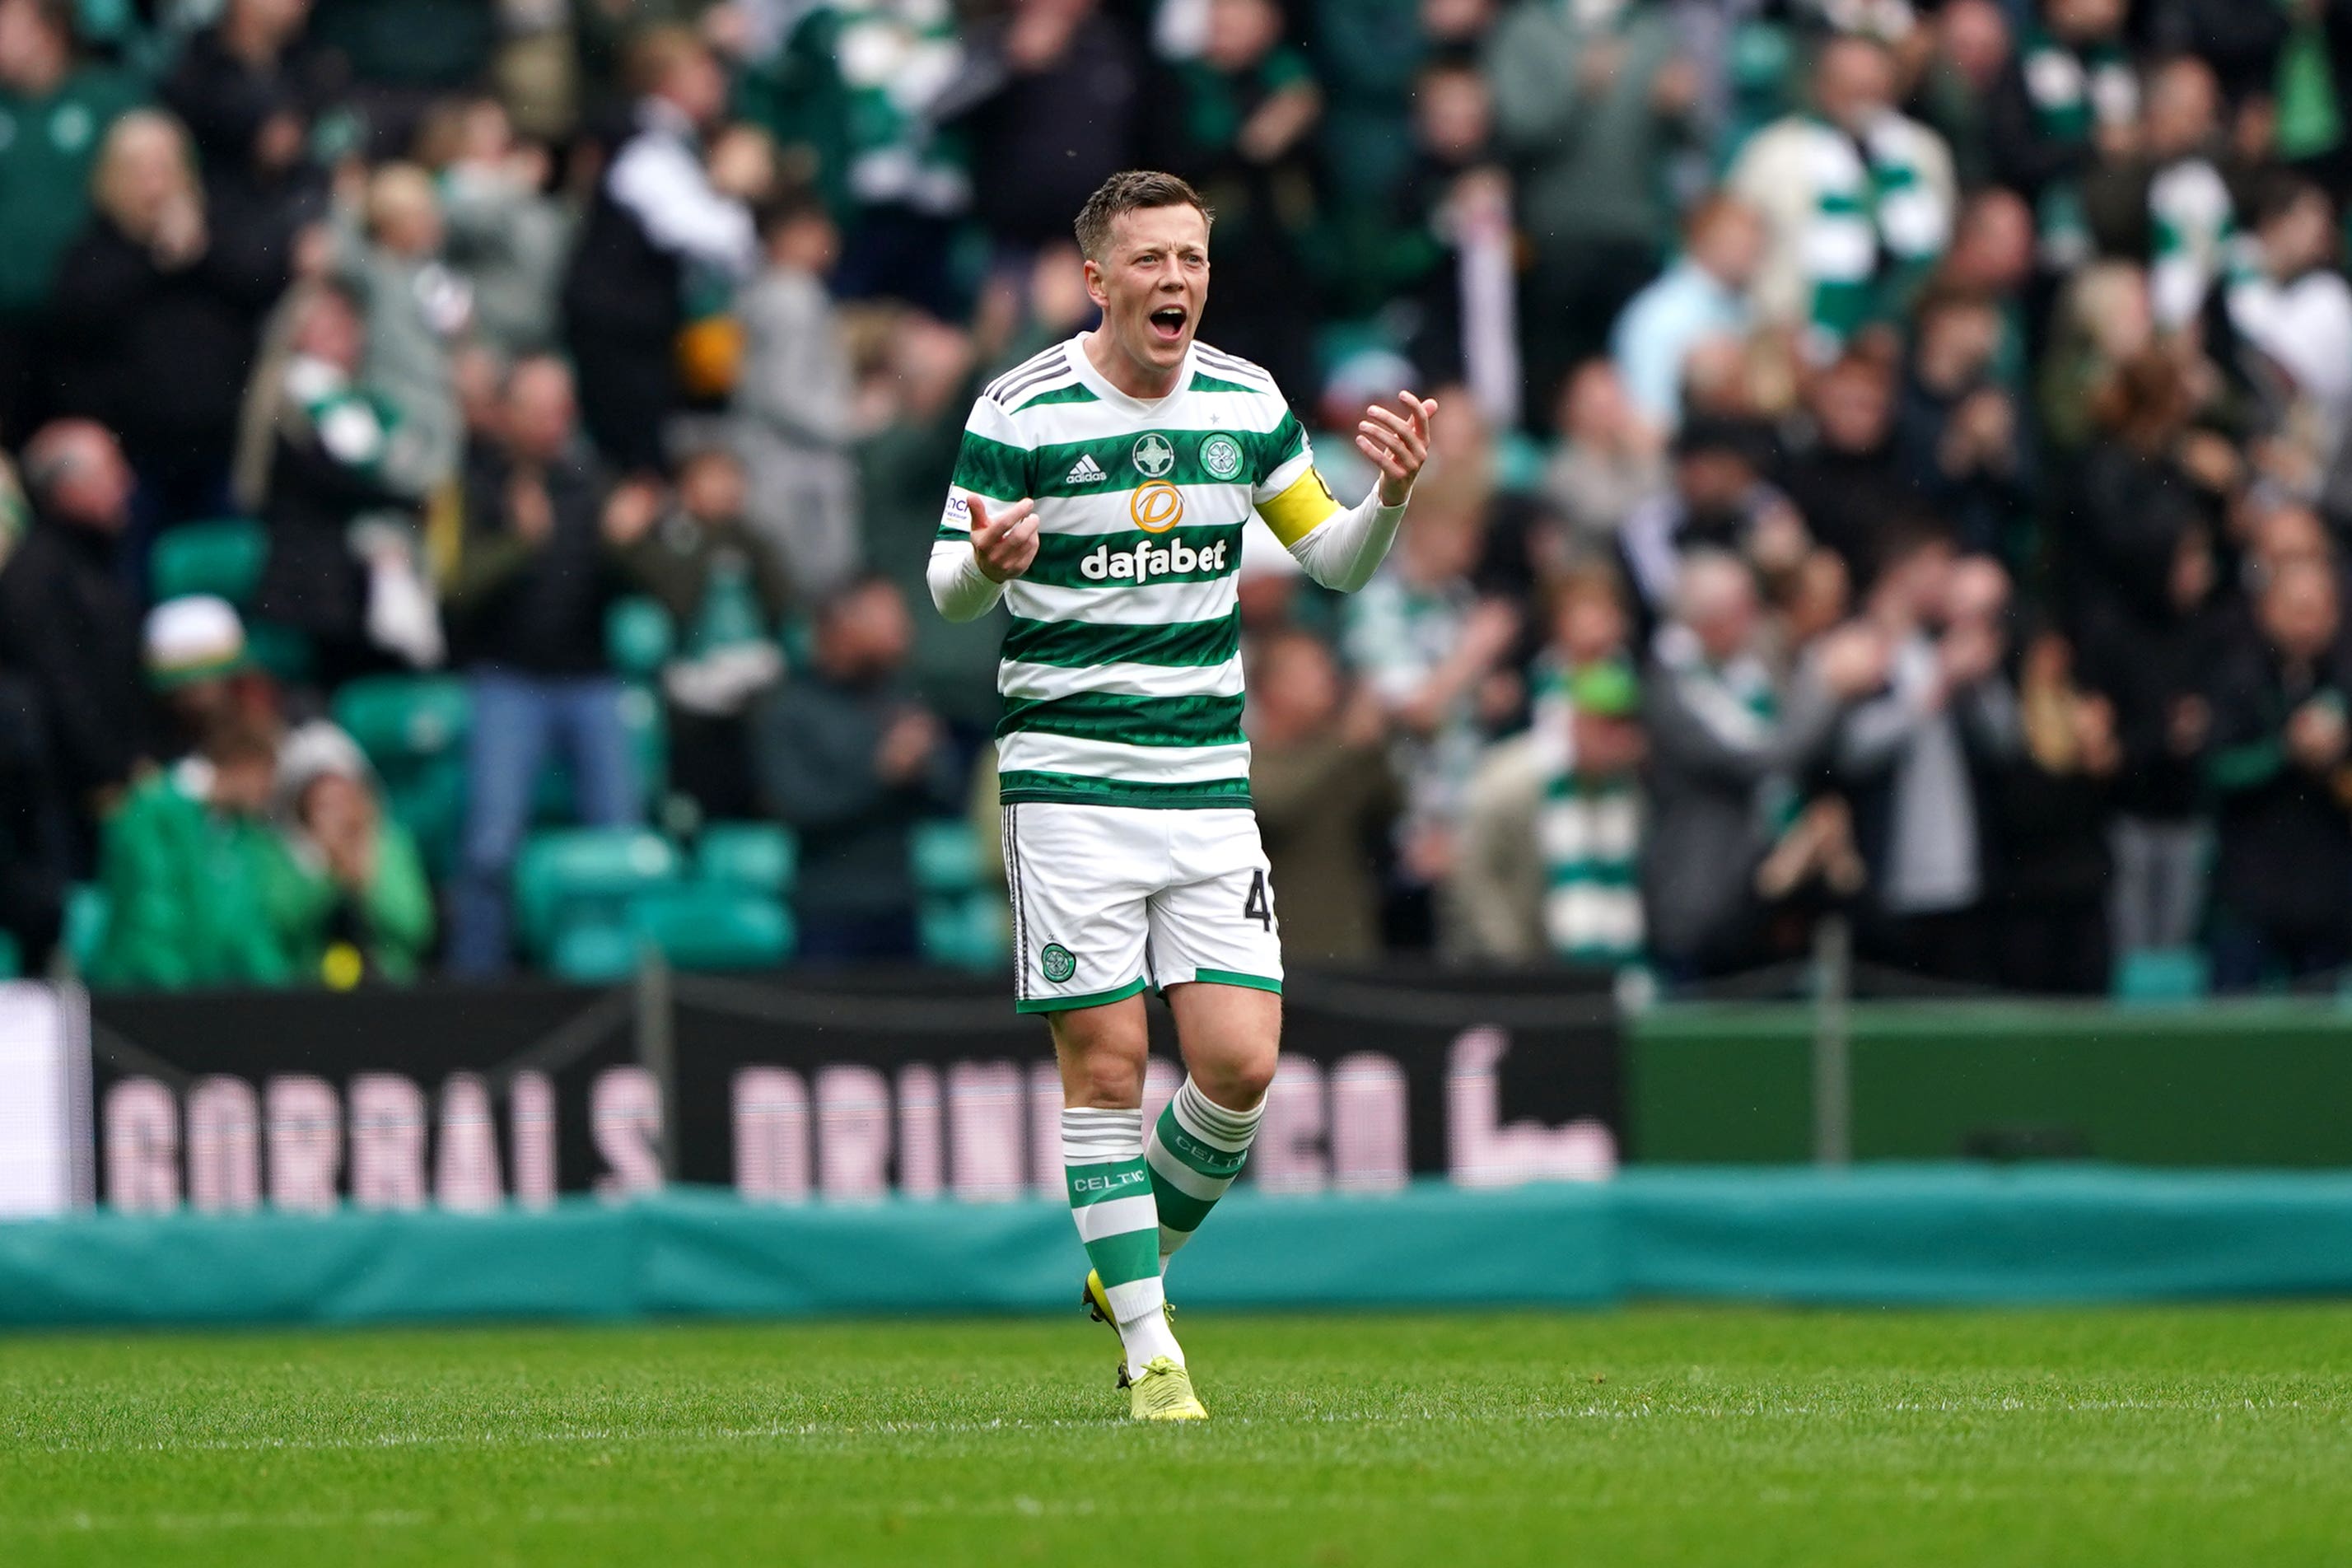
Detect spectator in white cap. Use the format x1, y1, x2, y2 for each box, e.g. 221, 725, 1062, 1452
143, 594, 279, 761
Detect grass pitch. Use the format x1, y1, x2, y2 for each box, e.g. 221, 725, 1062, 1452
6, 1305, 2352, 1566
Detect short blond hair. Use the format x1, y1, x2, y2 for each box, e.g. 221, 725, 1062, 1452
1074, 170, 1215, 263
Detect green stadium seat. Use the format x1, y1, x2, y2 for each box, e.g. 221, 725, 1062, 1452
381, 763, 469, 880
607, 596, 675, 681
921, 893, 1007, 970
696, 822, 796, 894
0, 931, 19, 979
2113, 948, 2209, 1005
548, 922, 641, 983
333, 677, 474, 877
150, 518, 268, 606
514, 827, 683, 959
64, 883, 109, 974
629, 884, 794, 970
619, 682, 666, 800
246, 621, 314, 683
334, 675, 473, 766
911, 819, 982, 895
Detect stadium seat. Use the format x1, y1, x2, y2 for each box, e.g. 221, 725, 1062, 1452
246, 621, 314, 683
607, 596, 675, 681
547, 922, 641, 983
334, 677, 474, 876
696, 822, 796, 895
150, 518, 268, 606
0, 931, 18, 979
63, 884, 108, 974
334, 675, 473, 765
921, 894, 1008, 970
619, 683, 666, 800
2113, 948, 2210, 1005
514, 827, 684, 959
911, 819, 983, 894
630, 884, 794, 970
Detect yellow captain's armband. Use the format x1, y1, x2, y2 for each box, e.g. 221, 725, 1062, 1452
1256, 466, 1344, 548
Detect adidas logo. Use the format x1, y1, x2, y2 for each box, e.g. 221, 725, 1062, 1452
1065, 455, 1107, 486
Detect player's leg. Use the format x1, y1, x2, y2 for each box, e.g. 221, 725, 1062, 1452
1049, 996, 1184, 1380
1144, 808, 1283, 1270
1004, 802, 1190, 1394
1153, 982, 1276, 1267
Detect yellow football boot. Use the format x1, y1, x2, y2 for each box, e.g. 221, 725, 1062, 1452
1127, 1356, 1208, 1421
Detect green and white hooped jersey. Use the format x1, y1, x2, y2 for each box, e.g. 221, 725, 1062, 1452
938, 337, 1332, 811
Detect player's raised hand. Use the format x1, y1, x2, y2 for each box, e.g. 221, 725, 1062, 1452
969, 496, 1040, 583
1360, 392, 1438, 506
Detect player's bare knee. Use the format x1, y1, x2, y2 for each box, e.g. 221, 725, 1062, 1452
1193, 1042, 1277, 1110
1049, 1009, 1149, 1108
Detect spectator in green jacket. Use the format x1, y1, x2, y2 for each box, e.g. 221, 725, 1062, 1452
88, 718, 293, 991
265, 724, 435, 987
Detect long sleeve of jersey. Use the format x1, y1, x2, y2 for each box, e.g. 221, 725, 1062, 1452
1282, 485, 1409, 593
928, 528, 1006, 622
928, 390, 1025, 623
1253, 432, 1408, 593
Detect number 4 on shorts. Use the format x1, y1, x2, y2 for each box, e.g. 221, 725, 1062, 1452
1242, 869, 1272, 931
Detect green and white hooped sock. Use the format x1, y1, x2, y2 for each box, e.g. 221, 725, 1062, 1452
1062, 1107, 1181, 1374
1146, 1078, 1264, 1269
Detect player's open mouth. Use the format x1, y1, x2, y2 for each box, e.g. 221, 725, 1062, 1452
1148, 306, 1188, 343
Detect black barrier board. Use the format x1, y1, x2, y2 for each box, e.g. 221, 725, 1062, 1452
86, 966, 1619, 1210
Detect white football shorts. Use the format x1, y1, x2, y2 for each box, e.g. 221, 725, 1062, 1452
999, 803, 1282, 1013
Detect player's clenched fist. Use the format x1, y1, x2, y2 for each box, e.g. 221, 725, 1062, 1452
970, 496, 1040, 583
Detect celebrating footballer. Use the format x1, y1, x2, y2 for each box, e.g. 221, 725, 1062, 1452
929, 169, 1435, 1422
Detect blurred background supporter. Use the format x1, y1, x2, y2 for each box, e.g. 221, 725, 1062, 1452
245, 280, 440, 679
1640, 549, 1882, 981
268, 721, 433, 986
2205, 558, 2352, 990
1453, 565, 1644, 965
0, 0, 142, 437
44, 110, 289, 539
562, 26, 759, 474
441, 355, 648, 974
1836, 535, 2020, 984
731, 192, 858, 600
754, 574, 960, 964
0, 422, 154, 842
619, 445, 790, 823
87, 713, 287, 990
1247, 628, 1398, 967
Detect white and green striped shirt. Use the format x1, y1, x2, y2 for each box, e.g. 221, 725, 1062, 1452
934, 336, 1334, 810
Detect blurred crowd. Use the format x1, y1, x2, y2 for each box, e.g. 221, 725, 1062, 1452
6, 0, 2352, 994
